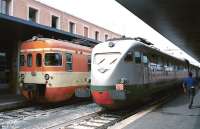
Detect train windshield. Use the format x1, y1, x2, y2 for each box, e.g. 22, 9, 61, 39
94, 52, 121, 66
45, 53, 62, 66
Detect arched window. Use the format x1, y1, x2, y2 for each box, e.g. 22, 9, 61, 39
27, 54, 32, 67
20, 54, 25, 66
36, 53, 42, 67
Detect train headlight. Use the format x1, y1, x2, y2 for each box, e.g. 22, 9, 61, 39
86, 77, 91, 83
44, 74, 50, 80
20, 74, 25, 79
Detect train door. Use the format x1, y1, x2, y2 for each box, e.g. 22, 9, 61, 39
142, 54, 149, 84
0, 52, 9, 89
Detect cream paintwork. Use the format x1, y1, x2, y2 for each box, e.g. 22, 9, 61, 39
20, 71, 89, 87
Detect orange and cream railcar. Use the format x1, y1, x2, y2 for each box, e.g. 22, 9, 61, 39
19, 38, 92, 103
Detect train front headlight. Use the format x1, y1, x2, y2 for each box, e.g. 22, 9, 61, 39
44, 74, 50, 80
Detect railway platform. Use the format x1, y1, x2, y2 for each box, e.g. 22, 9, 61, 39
111, 90, 200, 129
0, 93, 26, 111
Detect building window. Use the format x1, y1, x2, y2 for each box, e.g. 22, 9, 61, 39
105, 34, 108, 41
51, 15, 59, 29
0, 0, 10, 15
95, 31, 99, 41
69, 22, 75, 33
84, 26, 88, 37
36, 53, 42, 67
28, 7, 38, 23
66, 53, 72, 71
27, 54, 32, 67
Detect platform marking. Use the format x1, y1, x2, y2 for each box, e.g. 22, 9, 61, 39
82, 121, 104, 127
108, 103, 162, 129
65, 125, 95, 129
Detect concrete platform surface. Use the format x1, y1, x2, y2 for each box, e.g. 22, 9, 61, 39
111, 91, 200, 129
0, 94, 26, 111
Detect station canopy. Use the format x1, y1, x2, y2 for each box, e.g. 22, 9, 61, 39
116, 0, 200, 62
0, 14, 99, 46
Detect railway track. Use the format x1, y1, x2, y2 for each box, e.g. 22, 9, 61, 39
47, 92, 176, 129
0, 100, 101, 129
0, 90, 177, 129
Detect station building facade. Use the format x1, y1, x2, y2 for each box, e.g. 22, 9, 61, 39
0, 0, 121, 94
0, 0, 120, 41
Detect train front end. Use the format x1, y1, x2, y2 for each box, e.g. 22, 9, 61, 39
19, 38, 90, 103
19, 40, 68, 103
91, 40, 138, 109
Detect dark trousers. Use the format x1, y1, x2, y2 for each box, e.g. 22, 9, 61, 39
187, 87, 195, 108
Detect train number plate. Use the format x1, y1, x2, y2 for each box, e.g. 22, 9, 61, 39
116, 83, 124, 91
110, 91, 126, 100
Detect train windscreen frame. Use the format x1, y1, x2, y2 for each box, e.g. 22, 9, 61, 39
45, 53, 62, 66
94, 52, 121, 66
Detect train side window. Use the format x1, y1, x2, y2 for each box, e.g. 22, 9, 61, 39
124, 51, 133, 62
66, 53, 72, 71
134, 51, 141, 64
45, 53, 62, 66
88, 55, 91, 72
27, 54, 32, 67
20, 55, 25, 66
36, 53, 42, 67
143, 55, 148, 64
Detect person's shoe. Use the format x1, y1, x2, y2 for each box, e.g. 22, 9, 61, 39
188, 105, 192, 109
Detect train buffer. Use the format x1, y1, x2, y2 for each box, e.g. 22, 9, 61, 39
109, 91, 200, 129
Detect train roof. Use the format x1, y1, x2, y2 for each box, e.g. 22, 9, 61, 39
94, 37, 188, 63
21, 37, 92, 52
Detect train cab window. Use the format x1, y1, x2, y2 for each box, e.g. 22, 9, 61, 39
66, 53, 72, 71
20, 55, 25, 66
45, 53, 62, 66
134, 51, 141, 64
143, 55, 148, 64
124, 51, 133, 62
36, 53, 42, 67
88, 56, 91, 72
94, 52, 121, 66
27, 54, 32, 67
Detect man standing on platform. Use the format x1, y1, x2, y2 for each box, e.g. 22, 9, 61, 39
183, 72, 198, 109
